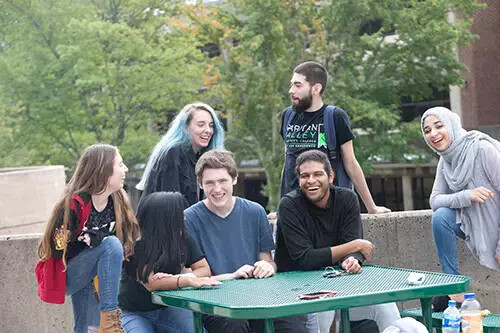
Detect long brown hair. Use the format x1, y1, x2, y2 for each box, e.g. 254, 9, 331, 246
37, 144, 140, 268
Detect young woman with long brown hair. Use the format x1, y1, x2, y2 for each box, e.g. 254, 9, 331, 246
36, 144, 141, 333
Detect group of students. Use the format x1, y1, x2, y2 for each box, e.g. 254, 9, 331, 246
35, 61, 500, 333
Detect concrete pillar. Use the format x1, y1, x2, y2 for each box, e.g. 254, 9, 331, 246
401, 174, 414, 211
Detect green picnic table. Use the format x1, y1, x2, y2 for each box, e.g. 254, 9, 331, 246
152, 265, 470, 333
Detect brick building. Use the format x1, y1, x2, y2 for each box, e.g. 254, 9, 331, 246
451, 0, 500, 139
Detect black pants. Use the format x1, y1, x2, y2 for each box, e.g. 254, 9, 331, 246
347, 320, 379, 333
202, 314, 307, 333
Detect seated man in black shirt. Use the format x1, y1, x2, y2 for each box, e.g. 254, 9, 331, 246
275, 150, 400, 333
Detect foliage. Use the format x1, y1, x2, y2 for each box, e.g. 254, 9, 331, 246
186, 0, 482, 210
0, 0, 483, 210
0, 0, 206, 169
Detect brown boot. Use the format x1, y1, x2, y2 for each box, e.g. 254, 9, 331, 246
98, 309, 124, 333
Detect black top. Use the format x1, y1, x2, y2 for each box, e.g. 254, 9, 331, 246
67, 197, 116, 261
118, 233, 204, 312
141, 145, 202, 208
275, 186, 364, 272
280, 104, 354, 193
280, 104, 354, 159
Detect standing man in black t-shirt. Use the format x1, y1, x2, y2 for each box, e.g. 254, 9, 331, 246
279, 61, 390, 214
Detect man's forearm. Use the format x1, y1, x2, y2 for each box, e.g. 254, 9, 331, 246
345, 159, 377, 212
330, 241, 363, 264
213, 273, 236, 281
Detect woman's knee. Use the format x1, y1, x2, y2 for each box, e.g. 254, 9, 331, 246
101, 236, 124, 259
122, 311, 154, 333
432, 207, 453, 230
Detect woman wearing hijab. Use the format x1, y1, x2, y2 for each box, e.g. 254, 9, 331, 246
421, 107, 500, 309
422, 106, 500, 273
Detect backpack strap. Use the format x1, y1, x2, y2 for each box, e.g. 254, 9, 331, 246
281, 107, 296, 152
70, 194, 92, 234
324, 105, 353, 189
323, 105, 339, 169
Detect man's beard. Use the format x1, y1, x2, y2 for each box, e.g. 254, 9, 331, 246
291, 92, 313, 113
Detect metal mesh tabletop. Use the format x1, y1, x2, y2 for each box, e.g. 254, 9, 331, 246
152, 265, 470, 319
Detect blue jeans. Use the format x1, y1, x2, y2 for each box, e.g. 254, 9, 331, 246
432, 207, 466, 275
66, 236, 124, 333
122, 307, 197, 333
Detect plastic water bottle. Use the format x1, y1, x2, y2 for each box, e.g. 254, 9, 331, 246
461, 293, 483, 333
442, 300, 461, 332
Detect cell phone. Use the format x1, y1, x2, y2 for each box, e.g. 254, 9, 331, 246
297, 290, 337, 300
407, 272, 425, 285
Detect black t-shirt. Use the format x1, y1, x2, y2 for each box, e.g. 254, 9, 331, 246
275, 186, 364, 272
67, 198, 116, 261
118, 233, 204, 312
280, 104, 355, 158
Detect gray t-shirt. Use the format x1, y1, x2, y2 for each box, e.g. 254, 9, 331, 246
185, 197, 275, 275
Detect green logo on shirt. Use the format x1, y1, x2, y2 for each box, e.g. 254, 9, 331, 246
318, 133, 327, 149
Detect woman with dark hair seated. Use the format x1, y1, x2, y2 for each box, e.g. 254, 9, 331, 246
119, 192, 220, 332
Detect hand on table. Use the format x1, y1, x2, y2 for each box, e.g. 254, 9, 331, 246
253, 260, 275, 279
188, 277, 221, 289
151, 272, 173, 280
233, 264, 255, 279
342, 256, 362, 274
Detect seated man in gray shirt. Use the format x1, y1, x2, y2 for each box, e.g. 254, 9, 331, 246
275, 150, 400, 333
185, 149, 307, 333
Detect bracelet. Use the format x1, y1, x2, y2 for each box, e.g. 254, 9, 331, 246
176, 276, 181, 289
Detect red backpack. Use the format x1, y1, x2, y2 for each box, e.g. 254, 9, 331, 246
35, 194, 91, 304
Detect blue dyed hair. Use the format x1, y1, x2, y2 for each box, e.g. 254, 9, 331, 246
137, 102, 225, 190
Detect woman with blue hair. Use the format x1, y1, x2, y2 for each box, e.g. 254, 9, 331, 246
137, 102, 224, 207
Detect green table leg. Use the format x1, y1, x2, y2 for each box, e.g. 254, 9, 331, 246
420, 297, 433, 332
263, 319, 275, 333
193, 312, 204, 333
341, 309, 351, 333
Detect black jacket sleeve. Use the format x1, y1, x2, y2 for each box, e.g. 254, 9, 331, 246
336, 188, 364, 264
51, 205, 80, 259
278, 197, 332, 270
155, 147, 182, 194
144, 146, 193, 208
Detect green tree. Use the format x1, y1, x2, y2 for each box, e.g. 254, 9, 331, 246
187, 0, 481, 210
0, 0, 206, 168
186, 0, 319, 210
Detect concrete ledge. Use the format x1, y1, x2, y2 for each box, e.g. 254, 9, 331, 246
0, 234, 73, 333
0, 166, 65, 235
1, 211, 499, 332
364, 210, 500, 312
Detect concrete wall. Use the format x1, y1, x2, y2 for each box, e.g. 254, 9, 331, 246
0, 234, 74, 333
364, 210, 500, 311
0, 166, 65, 235
1, 211, 499, 333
